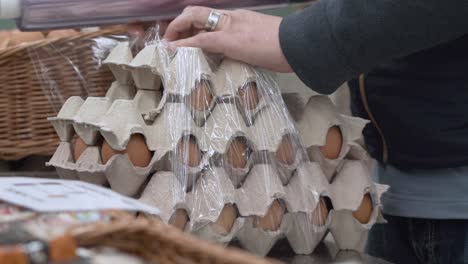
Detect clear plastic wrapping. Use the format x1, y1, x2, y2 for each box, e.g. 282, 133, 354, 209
46, 30, 388, 256
27, 32, 130, 114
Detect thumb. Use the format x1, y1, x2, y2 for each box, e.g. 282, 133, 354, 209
172, 32, 227, 55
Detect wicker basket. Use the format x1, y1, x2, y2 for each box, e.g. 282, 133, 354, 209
71, 213, 280, 264
0, 27, 126, 160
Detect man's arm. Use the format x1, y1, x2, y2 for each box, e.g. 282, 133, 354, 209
280, 0, 468, 94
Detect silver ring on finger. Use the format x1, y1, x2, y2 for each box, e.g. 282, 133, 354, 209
204, 10, 223, 32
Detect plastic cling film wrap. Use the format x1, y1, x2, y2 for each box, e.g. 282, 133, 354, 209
48, 30, 388, 256
27, 32, 131, 114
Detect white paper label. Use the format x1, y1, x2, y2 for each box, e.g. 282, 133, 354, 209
0, 177, 160, 215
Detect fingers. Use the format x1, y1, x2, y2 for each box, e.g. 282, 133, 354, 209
164, 6, 211, 41
172, 32, 227, 54
164, 6, 226, 41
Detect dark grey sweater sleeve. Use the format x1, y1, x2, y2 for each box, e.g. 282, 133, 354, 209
279, 0, 468, 94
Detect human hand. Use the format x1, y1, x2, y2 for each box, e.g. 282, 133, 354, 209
164, 6, 293, 73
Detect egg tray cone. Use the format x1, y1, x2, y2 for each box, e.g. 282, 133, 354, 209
47, 42, 388, 255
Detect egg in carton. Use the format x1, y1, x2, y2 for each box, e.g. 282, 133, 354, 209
138, 73, 318, 219
328, 192, 387, 252
134, 48, 337, 255
156, 82, 384, 256
282, 94, 381, 202
211, 59, 271, 127
160, 48, 270, 128
139, 162, 332, 256
160, 48, 217, 127
240, 96, 388, 254
327, 160, 388, 252
141, 161, 382, 256
88, 47, 295, 192
46, 43, 203, 196
46, 80, 142, 190
46, 101, 215, 196
286, 95, 370, 181
47, 42, 165, 196
47, 94, 163, 196
136, 55, 385, 255
284, 94, 389, 251
46, 45, 262, 196
47, 41, 388, 256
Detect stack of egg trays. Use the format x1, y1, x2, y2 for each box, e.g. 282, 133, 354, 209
47, 41, 388, 256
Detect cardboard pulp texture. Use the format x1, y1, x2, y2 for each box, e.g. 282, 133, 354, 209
48, 42, 388, 256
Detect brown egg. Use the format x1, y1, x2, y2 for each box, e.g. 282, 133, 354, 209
47, 29, 79, 39
238, 82, 260, 110
225, 138, 249, 169
126, 134, 152, 168
101, 134, 152, 167
311, 197, 330, 226
170, 209, 189, 230
0, 31, 11, 49
255, 200, 285, 231
101, 140, 125, 165
9, 30, 45, 46
73, 136, 88, 162
177, 135, 201, 167
352, 194, 373, 224
190, 80, 213, 111
276, 135, 297, 166
320, 126, 343, 160
214, 204, 237, 234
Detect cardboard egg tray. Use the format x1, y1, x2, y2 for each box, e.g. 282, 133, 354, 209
141, 159, 387, 255
47, 42, 388, 256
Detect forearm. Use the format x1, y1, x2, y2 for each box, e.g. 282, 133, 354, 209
279, 0, 468, 94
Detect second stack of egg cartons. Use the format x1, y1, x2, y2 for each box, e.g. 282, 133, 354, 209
48, 41, 388, 256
